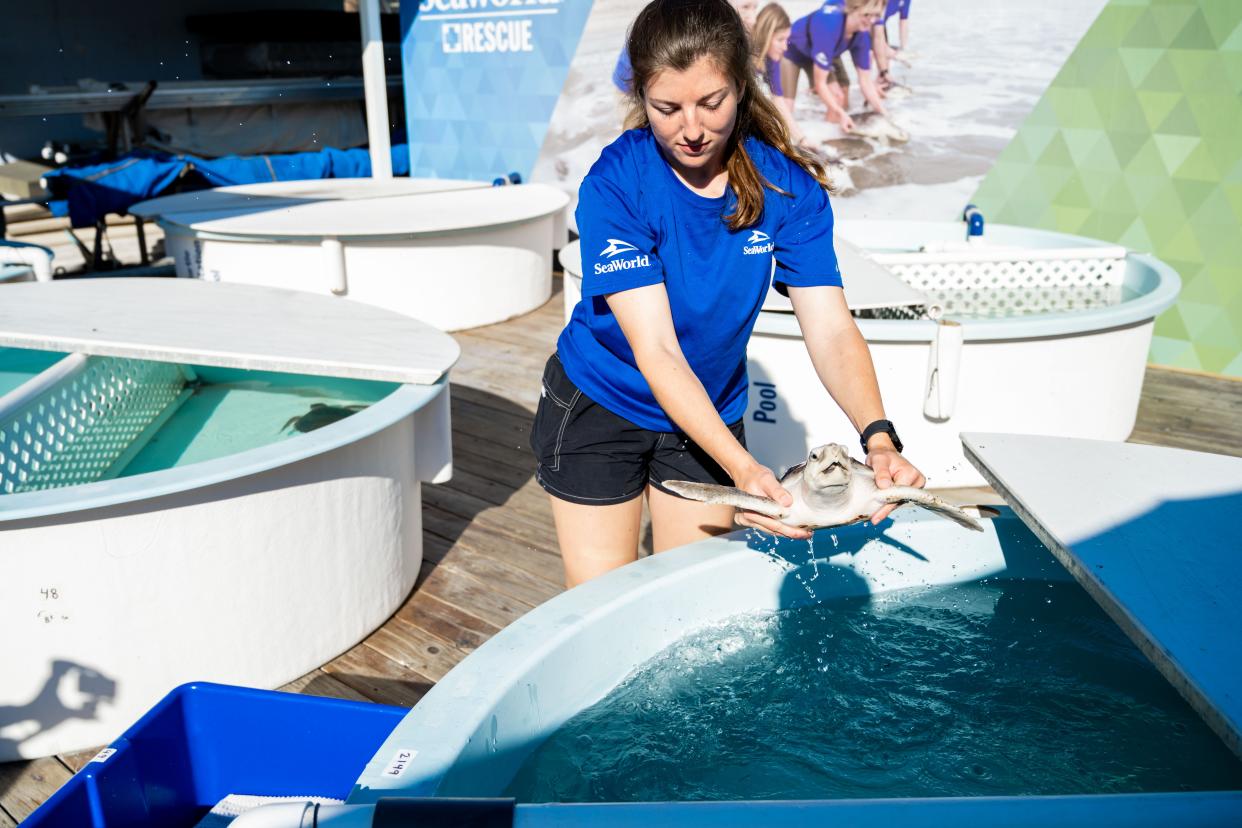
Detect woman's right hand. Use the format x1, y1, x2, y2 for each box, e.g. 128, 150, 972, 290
829, 110, 855, 133
731, 462, 812, 541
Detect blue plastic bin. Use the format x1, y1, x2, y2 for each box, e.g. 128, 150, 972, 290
24, 682, 406, 828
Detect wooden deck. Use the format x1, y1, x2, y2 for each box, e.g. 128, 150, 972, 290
2, 253, 1241, 824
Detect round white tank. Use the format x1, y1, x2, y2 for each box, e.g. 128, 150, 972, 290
0, 280, 460, 760
133, 179, 570, 332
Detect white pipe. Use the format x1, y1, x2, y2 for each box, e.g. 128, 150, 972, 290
0, 241, 54, 282
923, 319, 963, 421
229, 802, 375, 828
323, 237, 348, 295
359, 0, 393, 179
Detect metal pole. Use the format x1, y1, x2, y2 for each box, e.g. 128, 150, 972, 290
360, 0, 393, 179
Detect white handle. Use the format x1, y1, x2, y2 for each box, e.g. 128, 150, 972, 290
924, 319, 963, 420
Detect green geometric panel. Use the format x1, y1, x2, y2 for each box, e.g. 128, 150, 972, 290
973, 0, 1242, 376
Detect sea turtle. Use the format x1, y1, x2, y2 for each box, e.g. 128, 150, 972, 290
849, 112, 910, 143
664, 443, 983, 532
282, 403, 366, 434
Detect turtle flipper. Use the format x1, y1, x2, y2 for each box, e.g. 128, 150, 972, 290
881, 487, 984, 531
662, 481, 787, 518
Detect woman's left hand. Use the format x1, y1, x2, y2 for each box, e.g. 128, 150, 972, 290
866, 449, 926, 525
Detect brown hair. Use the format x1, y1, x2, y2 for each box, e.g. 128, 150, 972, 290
623, 0, 830, 231
751, 3, 791, 75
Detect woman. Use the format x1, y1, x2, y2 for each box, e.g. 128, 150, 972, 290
872, 0, 914, 89
781, 0, 887, 133
613, 0, 758, 93
532, 0, 922, 588
752, 3, 812, 149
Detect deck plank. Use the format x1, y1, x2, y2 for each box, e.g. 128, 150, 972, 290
393, 590, 501, 653
416, 560, 534, 630
0, 756, 73, 823
320, 645, 433, 709
422, 500, 562, 567
429, 538, 565, 608
279, 669, 373, 703
8, 272, 1242, 819
56, 747, 102, 775
363, 618, 471, 683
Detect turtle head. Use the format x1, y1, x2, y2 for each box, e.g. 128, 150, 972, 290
803, 443, 852, 490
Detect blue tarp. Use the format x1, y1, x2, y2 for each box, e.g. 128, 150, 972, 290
42, 145, 412, 228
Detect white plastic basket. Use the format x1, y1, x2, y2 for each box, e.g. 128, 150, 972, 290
0, 355, 189, 494
869, 246, 1129, 319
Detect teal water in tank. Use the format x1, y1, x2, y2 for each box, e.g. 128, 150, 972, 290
0, 347, 66, 397
506, 579, 1242, 802
116, 366, 397, 477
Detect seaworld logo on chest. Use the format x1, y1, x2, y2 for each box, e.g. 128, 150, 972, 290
744, 230, 774, 255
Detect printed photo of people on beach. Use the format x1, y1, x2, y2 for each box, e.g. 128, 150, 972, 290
533, 0, 1109, 225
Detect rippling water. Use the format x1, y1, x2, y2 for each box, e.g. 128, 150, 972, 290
506, 580, 1242, 802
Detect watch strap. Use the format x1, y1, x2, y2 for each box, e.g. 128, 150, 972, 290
860, 419, 903, 454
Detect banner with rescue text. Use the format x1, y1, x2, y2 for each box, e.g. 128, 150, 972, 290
401, 0, 595, 181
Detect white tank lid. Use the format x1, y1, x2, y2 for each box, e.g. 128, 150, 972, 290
129, 176, 487, 219
962, 431, 1242, 758
765, 236, 935, 315
0, 278, 460, 385
133, 181, 569, 240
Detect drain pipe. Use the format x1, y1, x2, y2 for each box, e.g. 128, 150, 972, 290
227, 802, 368, 827
229, 798, 515, 828
923, 319, 963, 421
323, 237, 348, 295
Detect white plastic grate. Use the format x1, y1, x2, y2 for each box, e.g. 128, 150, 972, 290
867, 246, 1129, 318
0, 356, 186, 494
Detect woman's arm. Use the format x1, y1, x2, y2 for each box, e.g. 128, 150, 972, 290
786, 284, 925, 523
856, 67, 888, 117
811, 64, 854, 131
871, 23, 892, 76
606, 283, 811, 540
774, 96, 810, 146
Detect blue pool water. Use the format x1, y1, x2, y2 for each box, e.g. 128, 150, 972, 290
0, 347, 65, 398
506, 580, 1242, 802
117, 367, 397, 477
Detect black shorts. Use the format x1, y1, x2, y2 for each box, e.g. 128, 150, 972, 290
529, 353, 745, 506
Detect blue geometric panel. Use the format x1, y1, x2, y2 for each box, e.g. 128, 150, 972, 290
401, 0, 596, 181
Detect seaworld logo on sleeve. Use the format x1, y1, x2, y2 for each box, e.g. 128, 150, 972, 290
419, 0, 563, 54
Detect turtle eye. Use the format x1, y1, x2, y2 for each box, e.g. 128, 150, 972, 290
810, 452, 820, 461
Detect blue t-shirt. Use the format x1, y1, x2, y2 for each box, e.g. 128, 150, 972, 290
558, 129, 842, 432
612, 48, 632, 93
786, 3, 873, 71
762, 56, 783, 96
884, 0, 912, 21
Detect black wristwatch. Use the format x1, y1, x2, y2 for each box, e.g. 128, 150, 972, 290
860, 419, 902, 454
